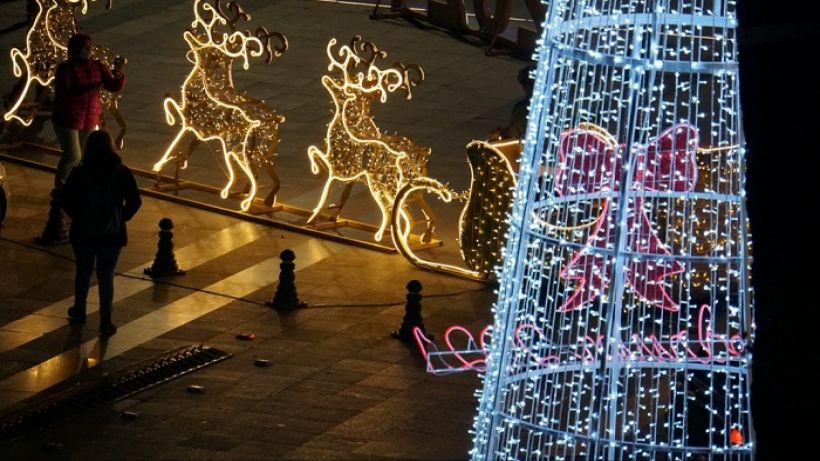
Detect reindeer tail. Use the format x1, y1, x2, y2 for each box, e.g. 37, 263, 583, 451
307, 145, 329, 175
163, 95, 183, 126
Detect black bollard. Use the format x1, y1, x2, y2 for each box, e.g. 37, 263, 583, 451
144, 218, 185, 277
266, 249, 306, 309
34, 188, 68, 245
391, 280, 429, 342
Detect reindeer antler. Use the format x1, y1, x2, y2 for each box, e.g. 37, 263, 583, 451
324, 36, 427, 103
350, 35, 387, 67
390, 62, 425, 99
216, 0, 250, 31
249, 27, 288, 63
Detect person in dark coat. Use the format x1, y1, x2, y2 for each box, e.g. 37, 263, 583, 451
61, 130, 141, 336
53, 33, 126, 187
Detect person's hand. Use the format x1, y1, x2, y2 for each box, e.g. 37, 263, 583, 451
112, 56, 127, 76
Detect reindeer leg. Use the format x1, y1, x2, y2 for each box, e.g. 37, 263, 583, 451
395, 205, 413, 242
106, 97, 127, 149
307, 177, 337, 226
262, 163, 280, 207
413, 191, 437, 244
327, 182, 353, 222
242, 133, 261, 196
220, 151, 238, 200
3, 50, 34, 126
154, 129, 185, 185
233, 155, 257, 211
176, 136, 201, 186
243, 161, 258, 195
374, 193, 393, 242
3, 77, 28, 114
260, 128, 281, 207
24, 85, 50, 126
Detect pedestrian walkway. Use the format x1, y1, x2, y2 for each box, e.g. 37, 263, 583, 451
0, 159, 494, 460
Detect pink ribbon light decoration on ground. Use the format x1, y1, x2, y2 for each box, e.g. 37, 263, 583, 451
553, 123, 699, 312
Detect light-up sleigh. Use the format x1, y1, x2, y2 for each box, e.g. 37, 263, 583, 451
391, 139, 519, 281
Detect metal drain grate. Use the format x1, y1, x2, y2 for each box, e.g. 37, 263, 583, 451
0, 344, 231, 444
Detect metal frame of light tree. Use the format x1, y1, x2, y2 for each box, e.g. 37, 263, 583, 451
3, 0, 126, 144
152, 0, 287, 211
472, 0, 754, 460
307, 36, 438, 245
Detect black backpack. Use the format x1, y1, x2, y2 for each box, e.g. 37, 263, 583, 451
76, 164, 124, 240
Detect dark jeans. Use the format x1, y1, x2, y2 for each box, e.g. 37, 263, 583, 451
72, 244, 122, 320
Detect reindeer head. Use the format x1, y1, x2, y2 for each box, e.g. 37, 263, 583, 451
185, 0, 287, 69
324, 35, 424, 103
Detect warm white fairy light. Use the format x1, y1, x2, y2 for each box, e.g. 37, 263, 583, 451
152, 0, 287, 211
471, 1, 755, 460
307, 36, 432, 242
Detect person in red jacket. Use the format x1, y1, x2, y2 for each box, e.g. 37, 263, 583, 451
53, 33, 125, 187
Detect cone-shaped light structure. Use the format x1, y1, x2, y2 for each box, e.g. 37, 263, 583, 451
472, 1, 754, 459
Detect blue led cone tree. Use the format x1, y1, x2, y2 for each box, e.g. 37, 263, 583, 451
472, 0, 754, 459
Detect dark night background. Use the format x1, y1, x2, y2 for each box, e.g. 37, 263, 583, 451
738, 1, 819, 458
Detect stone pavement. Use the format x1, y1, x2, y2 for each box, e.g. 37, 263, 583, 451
0, 162, 494, 460
0, 0, 528, 459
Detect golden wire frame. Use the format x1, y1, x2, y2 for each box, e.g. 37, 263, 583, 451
306, 36, 436, 243
152, 0, 287, 211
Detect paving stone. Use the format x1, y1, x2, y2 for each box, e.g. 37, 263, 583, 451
179, 434, 243, 452
230, 440, 299, 459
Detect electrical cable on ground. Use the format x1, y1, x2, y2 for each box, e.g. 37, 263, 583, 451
0, 235, 491, 309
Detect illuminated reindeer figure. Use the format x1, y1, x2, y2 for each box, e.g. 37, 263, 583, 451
152, 0, 287, 211
3, 0, 127, 145
307, 36, 436, 243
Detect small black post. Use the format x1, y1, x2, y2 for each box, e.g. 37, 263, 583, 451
144, 218, 185, 277
391, 280, 428, 342
34, 188, 68, 245
266, 249, 305, 309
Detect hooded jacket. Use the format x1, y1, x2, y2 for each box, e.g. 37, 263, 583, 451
62, 152, 141, 247
52, 58, 126, 131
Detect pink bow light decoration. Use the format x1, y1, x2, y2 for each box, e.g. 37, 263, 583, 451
553, 124, 699, 313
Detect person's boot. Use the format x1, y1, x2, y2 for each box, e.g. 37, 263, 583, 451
67, 305, 86, 323
99, 316, 117, 336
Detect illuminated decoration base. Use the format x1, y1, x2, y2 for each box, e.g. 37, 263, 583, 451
392, 139, 518, 281
307, 36, 438, 246
2, 0, 126, 145
152, 0, 287, 211
471, 0, 755, 459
